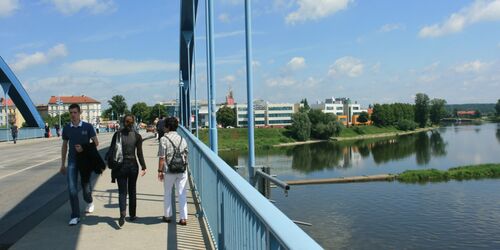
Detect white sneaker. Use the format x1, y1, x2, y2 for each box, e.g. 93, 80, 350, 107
85, 203, 94, 213
68, 217, 80, 226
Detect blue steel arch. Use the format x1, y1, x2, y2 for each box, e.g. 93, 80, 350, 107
0, 56, 45, 128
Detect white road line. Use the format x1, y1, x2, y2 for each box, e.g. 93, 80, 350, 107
0, 157, 61, 180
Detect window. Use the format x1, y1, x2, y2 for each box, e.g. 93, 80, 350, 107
255, 114, 265, 118
336, 107, 343, 110
326, 107, 334, 110
269, 120, 292, 124
238, 107, 247, 111
269, 113, 293, 117
268, 106, 292, 111
353, 107, 359, 110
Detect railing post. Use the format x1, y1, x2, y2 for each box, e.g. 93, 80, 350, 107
206, 0, 218, 153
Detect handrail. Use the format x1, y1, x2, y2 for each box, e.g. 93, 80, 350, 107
179, 126, 322, 249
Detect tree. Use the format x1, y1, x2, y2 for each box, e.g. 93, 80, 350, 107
131, 102, 150, 123
290, 112, 311, 141
108, 95, 129, 118
216, 106, 236, 128
300, 98, 310, 111
496, 99, 500, 116
429, 98, 447, 125
357, 111, 369, 124
414, 93, 430, 128
149, 104, 167, 123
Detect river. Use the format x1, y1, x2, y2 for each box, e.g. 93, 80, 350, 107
220, 123, 500, 249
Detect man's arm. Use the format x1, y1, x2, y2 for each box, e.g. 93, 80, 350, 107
60, 140, 68, 175
158, 158, 165, 181
91, 136, 99, 147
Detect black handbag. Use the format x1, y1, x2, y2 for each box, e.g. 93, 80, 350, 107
106, 132, 123, 170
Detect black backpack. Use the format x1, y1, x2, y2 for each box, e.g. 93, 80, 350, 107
166, 137, 187, 173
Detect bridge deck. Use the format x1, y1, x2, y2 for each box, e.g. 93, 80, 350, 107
9, 136, 213, 250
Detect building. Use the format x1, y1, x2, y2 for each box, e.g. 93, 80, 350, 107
0, 98, 26, 128
236, 100, 297, 128
311, 97, 368, 126
48, 95, 101, 125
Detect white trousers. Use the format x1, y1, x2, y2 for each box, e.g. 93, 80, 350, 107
163, 171, 188, 220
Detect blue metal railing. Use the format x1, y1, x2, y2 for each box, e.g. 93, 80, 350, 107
0, 128, 50, 142
179, 126, 322, 249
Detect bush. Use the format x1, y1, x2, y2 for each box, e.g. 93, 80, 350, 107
396, 119, 417, 131
353, 126, 365, 135
289, 112, 311, 141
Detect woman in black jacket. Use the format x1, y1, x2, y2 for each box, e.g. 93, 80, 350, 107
110, 115, 147, 227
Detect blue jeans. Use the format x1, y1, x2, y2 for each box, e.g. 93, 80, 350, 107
67, 161, 93, 218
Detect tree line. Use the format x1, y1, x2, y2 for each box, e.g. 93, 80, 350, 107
101, 95, 168, 124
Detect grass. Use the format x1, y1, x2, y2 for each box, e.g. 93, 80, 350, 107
198, 128, 295, 151
339, 126, 402, 138
397, 163, 500, 183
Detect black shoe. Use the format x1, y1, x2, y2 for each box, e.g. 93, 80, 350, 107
162, 216, 171, 223
129, 216, 137, 221
119, 216, 125, 227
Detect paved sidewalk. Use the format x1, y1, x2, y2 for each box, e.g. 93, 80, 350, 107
10, 137, 212, 250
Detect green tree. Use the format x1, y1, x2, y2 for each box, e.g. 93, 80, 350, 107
496, 99, 500, 116
290, 112, 311, 141
357, 111, 369, 124
107, 95, 129, 118
131, 102, 150, 123
216, 106, 236, 128
300, 98, 310, 111
429, 98, 447, 125
414, 93, 430, 128
149, 104, 167, 123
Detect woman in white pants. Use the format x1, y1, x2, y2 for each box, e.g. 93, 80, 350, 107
157, 117, 188, 225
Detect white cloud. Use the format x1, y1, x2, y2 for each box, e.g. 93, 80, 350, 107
0, 0, 19, 17
218, 13, 230, 23
328, 56, 364, 77
12, 43, 68, 71
419, 0, 500, 38
222, 75, 236, 83
454, 60, 490, 73
372, 62, 381, 73
66, 58, 177, 76
379, 23, 405, 32
286, 57, 306, 70
266, 77, 297, 87
196, 30, 244, 40
286, 0, 353, 24
49, 0, 116, 15
27, 76, 108, 92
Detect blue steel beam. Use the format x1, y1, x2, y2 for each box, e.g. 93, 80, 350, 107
179, 0, 198, 128
0, 56, 44, 128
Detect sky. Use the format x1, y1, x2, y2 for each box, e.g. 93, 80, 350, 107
1, 0, 499, 109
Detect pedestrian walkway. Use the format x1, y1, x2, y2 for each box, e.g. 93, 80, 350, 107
10, 137, 213, 250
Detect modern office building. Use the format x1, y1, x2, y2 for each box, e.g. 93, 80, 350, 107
235, 100, 298, 127
48, 95, 101, 125
311, 97, 368, 125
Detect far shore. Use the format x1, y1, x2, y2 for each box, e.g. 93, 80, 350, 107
274, 127, 437, 147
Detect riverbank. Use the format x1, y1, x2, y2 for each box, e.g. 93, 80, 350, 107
332, 126, 436, 141
397, 163, 500, 183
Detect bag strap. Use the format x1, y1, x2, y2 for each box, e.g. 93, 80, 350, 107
165, 136, 183, 165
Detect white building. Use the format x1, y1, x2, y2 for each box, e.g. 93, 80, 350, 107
48, 95, 101, 125
311, 97, 367, 125
236, 100, 297, 127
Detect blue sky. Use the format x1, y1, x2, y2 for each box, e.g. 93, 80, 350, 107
1, 0, 499, 108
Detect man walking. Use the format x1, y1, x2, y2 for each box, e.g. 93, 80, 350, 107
59, 103, 99, 225
10, 123, 18, 144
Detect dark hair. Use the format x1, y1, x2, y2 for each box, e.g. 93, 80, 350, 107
164, 117, 178, 131
123, 114, 135, 123
68, 103, 80, 112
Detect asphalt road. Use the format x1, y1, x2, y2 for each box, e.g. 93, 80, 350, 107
0, 132, 120, 248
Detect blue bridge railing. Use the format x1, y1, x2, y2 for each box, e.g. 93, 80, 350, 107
179, 126, 322, 249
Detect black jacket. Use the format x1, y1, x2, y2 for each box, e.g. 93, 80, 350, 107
76, 142, 106, 183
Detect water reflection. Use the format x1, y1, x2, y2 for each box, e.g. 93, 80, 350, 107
496, 124, 500, 144
288, 131, 447, 173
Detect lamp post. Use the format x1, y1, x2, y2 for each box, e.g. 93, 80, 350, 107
56, 96, 62, 130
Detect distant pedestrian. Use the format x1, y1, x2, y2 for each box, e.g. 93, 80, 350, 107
59, 103, 99, 226
156, 116, 166, 140
108, 114, 147, 227
55, 124, 61, 137
44, 123, 50, 138
11, 124, 18, 144
157, 117, 189, 225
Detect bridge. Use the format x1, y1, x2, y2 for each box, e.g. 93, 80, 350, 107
0, 0, 322, 249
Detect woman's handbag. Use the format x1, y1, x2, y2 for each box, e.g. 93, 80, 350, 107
106, 132, 123, 170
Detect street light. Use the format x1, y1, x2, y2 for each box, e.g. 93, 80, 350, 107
56, 96, 62, 130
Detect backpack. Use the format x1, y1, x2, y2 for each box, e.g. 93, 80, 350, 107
105, 132, 123, 170
166, 136, 187, 173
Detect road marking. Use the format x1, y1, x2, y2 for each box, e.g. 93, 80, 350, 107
0, 157, 61, 180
